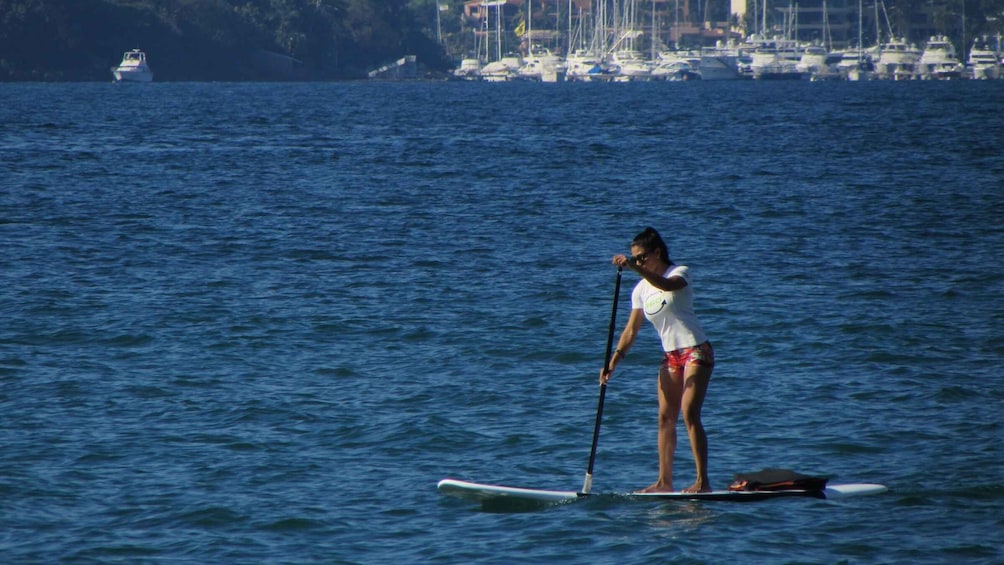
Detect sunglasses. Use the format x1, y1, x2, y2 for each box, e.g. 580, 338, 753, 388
633, 252, 650, 264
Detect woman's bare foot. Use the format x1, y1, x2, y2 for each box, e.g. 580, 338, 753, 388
680, 480, 712, 494
638, 480, 674, 493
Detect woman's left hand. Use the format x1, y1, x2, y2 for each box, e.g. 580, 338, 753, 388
612, 254, 632, 268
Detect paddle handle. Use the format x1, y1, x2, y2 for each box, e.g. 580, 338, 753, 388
583, 267, 622, 493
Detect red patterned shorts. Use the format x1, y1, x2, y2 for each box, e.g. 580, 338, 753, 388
663, 341, 715, 371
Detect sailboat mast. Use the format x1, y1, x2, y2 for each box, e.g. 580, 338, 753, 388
528, 0, 533, 56
874, 0, 880, 55
651, 0, 656, 60
823, 0, 831, 51
762, 0, 767, 39
568, 0, 573, 55
497, 2, 503, 61
857, 0, 862, 62
675, 0, 680, 48
436, 1, 442, 44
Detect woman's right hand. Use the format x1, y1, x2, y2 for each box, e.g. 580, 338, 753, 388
599, 365, 613, 385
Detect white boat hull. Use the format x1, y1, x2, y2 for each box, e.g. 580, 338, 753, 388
112, 68, 153, 82
699, 55, 747, 80
111, 49, 153, 82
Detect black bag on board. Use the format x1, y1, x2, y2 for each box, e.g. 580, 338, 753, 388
728, 469, 829, 492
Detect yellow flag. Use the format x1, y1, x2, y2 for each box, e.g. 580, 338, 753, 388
514, 19, 526, 37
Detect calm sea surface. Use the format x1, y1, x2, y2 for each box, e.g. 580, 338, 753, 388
2, 80, 1002, 563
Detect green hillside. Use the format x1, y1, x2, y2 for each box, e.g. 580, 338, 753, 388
0, 0, 451, 81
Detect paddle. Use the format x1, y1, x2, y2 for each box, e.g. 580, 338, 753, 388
582, 266, 623, 494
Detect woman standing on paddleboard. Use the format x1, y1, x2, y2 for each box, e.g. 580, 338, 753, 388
601, 227, 715, 494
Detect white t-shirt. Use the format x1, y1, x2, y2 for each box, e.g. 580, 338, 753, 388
631, 265, 707, 352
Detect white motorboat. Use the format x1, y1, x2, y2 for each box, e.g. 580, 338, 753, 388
749, 40, 807, 80
651, 52, 701, 81
798, 44, 841, 80
726, 35, 804, 80
111, 49, 153, 82
967, 35, 1002, 80
607, 50, 653, 81
517, 47, 566, 82
918, 35, 964, 79
874, 39, 921, 80
565, 50, 612, 82
834, 48, 875, 80
698, 41, 749, 80
453, 58, 482, 81
481, 55, 523, 82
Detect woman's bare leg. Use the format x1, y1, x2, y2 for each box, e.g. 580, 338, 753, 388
639, 364, 683, 493
680, 363, 712, 493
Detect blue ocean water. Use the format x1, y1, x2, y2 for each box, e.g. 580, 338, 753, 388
1, 80, 1002, 563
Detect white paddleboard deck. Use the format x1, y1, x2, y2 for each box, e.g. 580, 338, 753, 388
438, 478, 888, 504
439, 479, 582, 503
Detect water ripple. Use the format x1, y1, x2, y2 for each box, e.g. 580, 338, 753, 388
1, 81, 1001, 564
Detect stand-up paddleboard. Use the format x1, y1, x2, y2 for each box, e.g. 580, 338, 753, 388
437, 478, 888, 505
438, 272, 891, 511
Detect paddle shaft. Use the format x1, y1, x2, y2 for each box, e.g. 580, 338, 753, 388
583, 267, 622, 493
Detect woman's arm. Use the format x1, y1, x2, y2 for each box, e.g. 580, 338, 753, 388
601, 308, 645, 383
613, 254, 688, 292
635, 270, 687, 292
